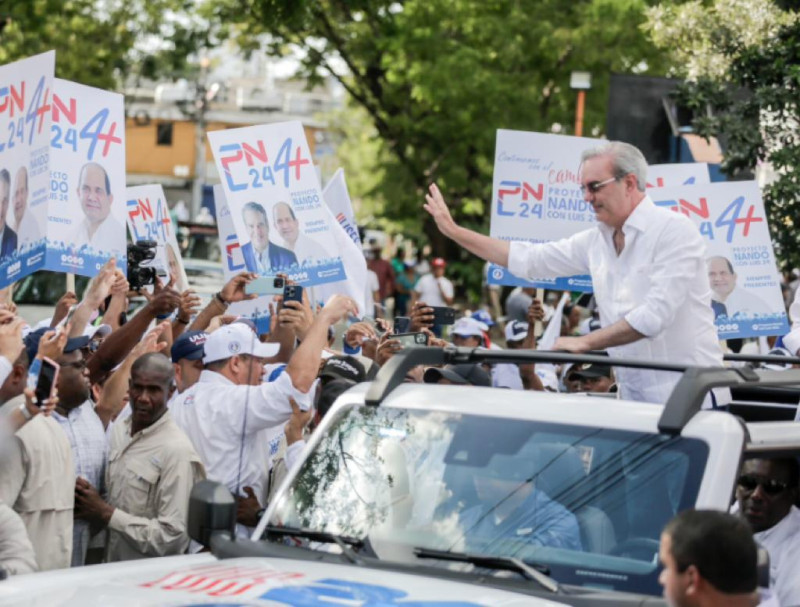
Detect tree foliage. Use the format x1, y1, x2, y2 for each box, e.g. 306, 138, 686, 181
648, 2, 800, 269
0, 0, 213, 89
212, 0, 673, 298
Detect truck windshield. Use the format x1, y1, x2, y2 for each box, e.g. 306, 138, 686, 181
268, 405, 708, 596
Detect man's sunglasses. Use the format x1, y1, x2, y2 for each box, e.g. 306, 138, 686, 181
737, 474, 791, 496
579, 176, 618, 195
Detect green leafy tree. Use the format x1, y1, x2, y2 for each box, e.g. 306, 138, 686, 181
646, 1, 800, 269
213, 0, 673, 299
0, 0, 214, 89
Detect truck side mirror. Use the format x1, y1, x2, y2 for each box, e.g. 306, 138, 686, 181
188, 480, 236, 547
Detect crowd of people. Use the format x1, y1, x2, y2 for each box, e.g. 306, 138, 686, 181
0, 140, 797, 607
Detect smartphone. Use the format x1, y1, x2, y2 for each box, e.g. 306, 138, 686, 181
56, 304, 78, 331
394, 316, 411, 334
246, 276, 286, 296
430, 306, 456, 326
393, 332, 429, 348
283, 284, 304, 304
34, 357, 59, 407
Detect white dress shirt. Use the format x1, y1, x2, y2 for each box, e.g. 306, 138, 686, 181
15, 211, 41, 251
755, 505, 800, 607
414, 274, 454, 308
69, 215, 125, 255
168, 370, 313, 501
292, 233, 331, 265
508, 196, 724, 404
782, 288, 800, 355
719, 286, 772, 318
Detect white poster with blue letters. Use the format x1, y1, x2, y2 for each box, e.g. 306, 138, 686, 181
44, 78, 126, 276
651, 181, 787, 339
208, 120, 345, 287
488, 132, 715, 291
487, 129, 598, 291
214, 184, 272, 334
126, 184, 188, 293
0, 51, 55, 289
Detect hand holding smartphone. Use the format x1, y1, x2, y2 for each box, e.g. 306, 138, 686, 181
283, 284, 304, 304
27, 357, 59, 407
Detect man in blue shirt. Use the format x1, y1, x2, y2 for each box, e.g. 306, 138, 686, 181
0, 170, 19, 258
458, 450, 583, 553
241, 201, 297, 273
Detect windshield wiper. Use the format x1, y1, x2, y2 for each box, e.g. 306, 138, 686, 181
414, 547, 560, 594
265, 525, 365, 565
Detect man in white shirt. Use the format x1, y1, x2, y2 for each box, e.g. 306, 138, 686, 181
412, 257, 454, 308
707, 256, 771, 319
784, 286, 800, 356
68, 162, 125, 255
736, 457, 800, 607
423, 141, 724, 404
273, 201, 330, 265
168, 295, 356, 530
12, 167, 41, 251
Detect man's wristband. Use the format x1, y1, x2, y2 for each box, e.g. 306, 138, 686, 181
214, 292, 229, 308
176, 316, 191, 324
18, 402, 32, 421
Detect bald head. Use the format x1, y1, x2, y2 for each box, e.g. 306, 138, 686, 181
132, 352, 174, 383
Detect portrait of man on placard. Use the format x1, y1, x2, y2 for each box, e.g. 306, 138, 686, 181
69, 161, 124, 253
0, 169, 18, 257
272, 201, 329, 265
241, 200, 297, 273
12, 166, 41, 250
706, 255, 771, 319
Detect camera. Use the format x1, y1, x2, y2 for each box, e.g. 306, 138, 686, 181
127, 240, 158, 290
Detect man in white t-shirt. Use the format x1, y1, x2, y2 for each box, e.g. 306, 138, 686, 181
412, 257, 454, 308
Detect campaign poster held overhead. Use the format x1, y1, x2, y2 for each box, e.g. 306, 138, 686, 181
646, 163, 710, 188
45, 78, 126, 276
0, 51, 55, 289
652, 181, 788, 339
214, 184, 272, 334
126, 185, 188, 292
487, 129, 598, 291
208, 121, 346, 287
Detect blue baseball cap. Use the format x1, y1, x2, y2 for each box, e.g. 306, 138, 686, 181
24, 328, 89, 362
471, 310, 495, 328
171, 330, 209, 364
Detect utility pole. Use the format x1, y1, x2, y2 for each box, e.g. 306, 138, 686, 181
190, 57, 210, 221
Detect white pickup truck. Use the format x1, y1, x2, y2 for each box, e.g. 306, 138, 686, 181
1, 348, 798, 606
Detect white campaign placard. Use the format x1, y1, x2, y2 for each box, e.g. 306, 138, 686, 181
125, 184, 188, 292
0, 51, 55, 288
488, 129, 598, 290
647, 163, 710, 188
208, 121, 346, 286
651, 181, 788, 339
324, 168, 362, 247
44, 78, 126, 277
214, 184, 272, 334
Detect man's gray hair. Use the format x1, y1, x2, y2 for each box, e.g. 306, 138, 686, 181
581, 141, 647, 192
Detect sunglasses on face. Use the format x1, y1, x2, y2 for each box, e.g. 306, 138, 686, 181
579, 176, 618, 195
737, 474, 791, 496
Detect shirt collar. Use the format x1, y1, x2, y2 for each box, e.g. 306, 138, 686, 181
53, 399, 92, 421
127, 408, 171, 438
198, 369, 235, 385
596, 194, 655, 237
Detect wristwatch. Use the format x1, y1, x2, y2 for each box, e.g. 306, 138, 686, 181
215, 292, 229, 308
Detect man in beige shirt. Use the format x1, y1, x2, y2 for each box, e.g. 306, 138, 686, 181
74, 352, 205, 561
0, 345, 74, 571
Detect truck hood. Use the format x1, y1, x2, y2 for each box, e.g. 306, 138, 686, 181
0, 554, 569, 606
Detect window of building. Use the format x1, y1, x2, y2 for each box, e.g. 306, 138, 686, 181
156, 122, 174, 146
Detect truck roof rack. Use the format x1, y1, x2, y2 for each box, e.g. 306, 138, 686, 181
364, 347, 800, 435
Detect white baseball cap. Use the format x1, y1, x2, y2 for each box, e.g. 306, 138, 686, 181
505, 320, 529, 342
202, 324, 279, 364
451, 317, 484, 338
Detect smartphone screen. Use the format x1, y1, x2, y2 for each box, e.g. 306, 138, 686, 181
393, 332, 429, 348
34, 358, 59, 407
246, 276, 286, 295
394, 316, 411, 334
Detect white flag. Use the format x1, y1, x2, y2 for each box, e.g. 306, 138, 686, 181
313, 170, 369, 316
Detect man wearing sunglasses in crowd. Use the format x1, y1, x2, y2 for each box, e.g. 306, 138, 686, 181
424, 141, 725, 406
736, 457, 800, 606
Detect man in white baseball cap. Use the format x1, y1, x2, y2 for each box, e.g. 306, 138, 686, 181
450, 317, 485, 348
168, 294, 357, 535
